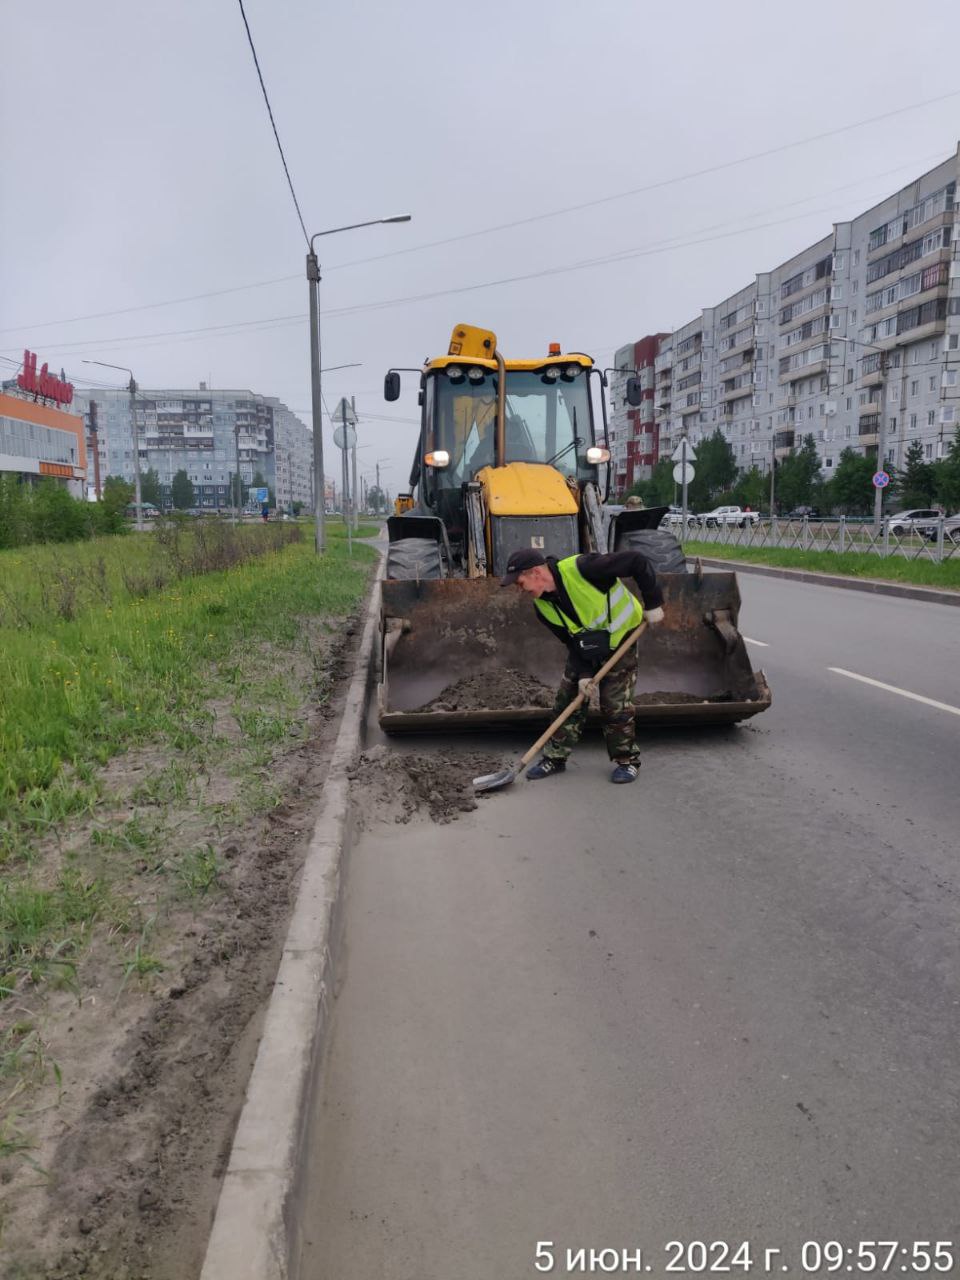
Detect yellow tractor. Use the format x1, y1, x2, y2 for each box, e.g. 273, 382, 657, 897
378, 323, 770, 731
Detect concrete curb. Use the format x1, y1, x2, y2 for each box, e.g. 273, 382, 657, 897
199, 568, 380, 1280
696, 556, 960, 607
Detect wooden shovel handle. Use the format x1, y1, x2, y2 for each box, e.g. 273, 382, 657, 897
519, 622, 648, 769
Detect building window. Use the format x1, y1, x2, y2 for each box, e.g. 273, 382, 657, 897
944, 370, 958, 387
928, 409, 936, 426
925, 443, 934, 459
929, 375, 937, 391
911, 380, 919, 395
910, 413, 917, 430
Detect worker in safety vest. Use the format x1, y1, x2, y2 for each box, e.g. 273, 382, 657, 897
500, 549, 664, 784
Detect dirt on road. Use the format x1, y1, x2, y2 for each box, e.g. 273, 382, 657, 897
348, 745, 505, 825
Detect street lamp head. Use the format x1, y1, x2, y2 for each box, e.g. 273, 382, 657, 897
382, 214, 412, 224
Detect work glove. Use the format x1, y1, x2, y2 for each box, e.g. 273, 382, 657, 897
645, 606, 665, 625
577, 676, 595, 700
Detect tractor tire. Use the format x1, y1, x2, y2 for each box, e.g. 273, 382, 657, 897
615, 528, 687, 574
386, 536, 444, 580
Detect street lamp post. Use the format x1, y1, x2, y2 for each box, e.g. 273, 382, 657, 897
306, 214, 411, 554
83, 359, 144, 530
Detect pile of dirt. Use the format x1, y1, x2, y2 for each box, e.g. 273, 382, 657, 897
348, 745, 505, 824
416, 667, 554, 713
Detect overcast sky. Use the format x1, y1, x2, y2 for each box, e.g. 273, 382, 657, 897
2, 0, 958, 497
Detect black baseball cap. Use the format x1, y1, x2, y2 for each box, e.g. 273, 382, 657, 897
500, 549, 546, 586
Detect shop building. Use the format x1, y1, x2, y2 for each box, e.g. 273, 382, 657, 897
0, 351, 86, 495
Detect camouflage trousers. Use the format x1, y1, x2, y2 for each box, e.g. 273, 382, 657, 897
543, 646, 641, 765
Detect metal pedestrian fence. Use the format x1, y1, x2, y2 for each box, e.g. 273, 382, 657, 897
680, 515, 960, 564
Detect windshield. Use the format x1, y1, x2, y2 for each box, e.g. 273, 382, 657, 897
429, 366, 594, 486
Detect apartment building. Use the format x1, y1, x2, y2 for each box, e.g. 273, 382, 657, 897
616, 145, 960, 484
72, 384, 312, 511
608, 333, 667, 491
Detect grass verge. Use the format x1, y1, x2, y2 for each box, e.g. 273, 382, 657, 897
684, 541, 960, 591
0, 527, 376, 1001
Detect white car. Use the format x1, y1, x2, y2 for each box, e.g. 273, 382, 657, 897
888, 508, 942, 536
659, 505, 698, 530
698, 506, 760, 529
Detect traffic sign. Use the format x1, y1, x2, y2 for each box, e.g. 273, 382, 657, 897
332, 397, 357, 426
872, 471, 890, 489
673, 462, 695, 485
254, 487, 269, 503
333, 423, 357, 450
671, 441, 697, 463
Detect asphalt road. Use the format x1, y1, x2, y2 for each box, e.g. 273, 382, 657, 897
298, 575, 960, 1280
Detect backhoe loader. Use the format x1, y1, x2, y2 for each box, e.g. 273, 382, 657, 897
378, 324, 770, 732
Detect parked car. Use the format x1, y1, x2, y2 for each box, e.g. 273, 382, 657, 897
887, 508, 942, 536
124, 501, 160, 519
921, 513, 960, 545
659, 504, 699, 530
785, 505, 819, 518
698, 505, 760, 529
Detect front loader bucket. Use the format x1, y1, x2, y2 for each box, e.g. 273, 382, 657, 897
378, 569, 771, 733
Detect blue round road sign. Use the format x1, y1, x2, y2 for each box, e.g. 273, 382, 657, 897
872, 471, 890, 488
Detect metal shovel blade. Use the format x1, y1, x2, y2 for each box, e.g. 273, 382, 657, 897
472, 764, 519, 793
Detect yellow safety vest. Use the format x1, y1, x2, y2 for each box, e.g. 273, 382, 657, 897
534, 556, 643, 648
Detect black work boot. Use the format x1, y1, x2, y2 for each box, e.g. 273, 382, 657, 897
526, 757, 566, 780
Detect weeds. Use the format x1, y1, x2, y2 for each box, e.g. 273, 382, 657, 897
176, 845, 222, 898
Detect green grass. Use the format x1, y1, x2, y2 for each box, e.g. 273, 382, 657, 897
0, 528, 375, 856
685, 541, 960, 589
0, 524, 375, 1010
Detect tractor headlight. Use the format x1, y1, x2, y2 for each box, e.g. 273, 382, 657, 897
467, 366, 486, 383
563, 364, 582, 380
425, 450, 450, 468
446, 366, 465, 383
586, 446, 610, 465
542, 366, 560, 382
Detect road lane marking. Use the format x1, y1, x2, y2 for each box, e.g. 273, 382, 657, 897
743, 637, 769, 647
828, 667, 960, 717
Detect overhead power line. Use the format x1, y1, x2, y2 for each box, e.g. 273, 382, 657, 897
236, 0, 310, 248
2, 182, 908, 361
1, 128, 952, 335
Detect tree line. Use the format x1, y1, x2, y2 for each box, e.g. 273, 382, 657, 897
626, 426, 960, 516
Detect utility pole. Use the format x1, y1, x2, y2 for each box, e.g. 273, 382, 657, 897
680, 435, 689, 530
88, 401, 102, 500
350, 395, 359, 531
340, 399, 353, 557
376, 459, 381, 515
307, 247, 326, 555
128, 375, 143, 531
80, 360, 142, 528
234, 422, 242, 524
873, 350, 889, 529
305, 214, 410, 555
769, 446, 775, 516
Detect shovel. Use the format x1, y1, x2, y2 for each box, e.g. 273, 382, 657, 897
472, 622, 648, 793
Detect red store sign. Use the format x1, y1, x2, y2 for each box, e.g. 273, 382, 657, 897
16, 349, 74, 407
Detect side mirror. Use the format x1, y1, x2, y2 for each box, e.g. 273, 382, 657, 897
625, 376, 642, 407
384, 371, 401, 402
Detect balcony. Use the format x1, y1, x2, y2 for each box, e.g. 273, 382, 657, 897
774, 430, 795, 451
859, 415, 879, 437
720, 383, 754, 403
858, 398, 883, 416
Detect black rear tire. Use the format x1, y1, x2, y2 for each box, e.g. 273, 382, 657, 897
385, 536, 444, 580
